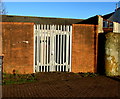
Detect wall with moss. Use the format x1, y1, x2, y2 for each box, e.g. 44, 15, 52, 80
105, 32, 120, 76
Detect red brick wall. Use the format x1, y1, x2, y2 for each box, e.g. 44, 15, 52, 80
0, 23, 2, 56
2, 22, 34, 74
72, 24, 98, 73
0, 34, 2, 56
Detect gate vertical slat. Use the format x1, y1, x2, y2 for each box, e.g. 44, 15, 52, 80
46, 25, 49, 72
60, 25, 63, 72
37, 25, 39, 72
41, 24, 44, 72
52, 25, 54, 71
69, 26, 72, 72
54, 25, 56, 70
38, 25, 39, 64
63, 25, 65, 72
66, 25, 69, 72
50, 25, 52, 71
57, 25, 60, 71
38, 25, 41, 64
43, 25, 46, 72
39, 25, 41, 72
34, 25, 36, 73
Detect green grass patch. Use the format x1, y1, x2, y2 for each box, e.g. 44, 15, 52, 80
2, 73, 37, 85
2, 72, 99, 85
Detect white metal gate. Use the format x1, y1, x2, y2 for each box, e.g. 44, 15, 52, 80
34, 24, 72, 72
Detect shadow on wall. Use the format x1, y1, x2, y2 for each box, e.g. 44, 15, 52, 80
97, 33, 106, 75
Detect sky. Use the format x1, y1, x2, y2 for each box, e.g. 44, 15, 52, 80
3, 2, 119, 19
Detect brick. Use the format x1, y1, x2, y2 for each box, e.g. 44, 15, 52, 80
72, 24, 98, 73
1, 22, 34, 74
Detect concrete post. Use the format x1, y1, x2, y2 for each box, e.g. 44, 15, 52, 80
105, 32, 120, 76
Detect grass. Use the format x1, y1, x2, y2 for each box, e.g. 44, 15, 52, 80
2, 72, 99, 85
2, 73, 37, 85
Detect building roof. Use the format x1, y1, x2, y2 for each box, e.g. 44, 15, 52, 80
102, 12, 115, 20
102, 8, 120, 23
1, 15, 84, 25
108, 8, 120, 23
76, 15, 99, 25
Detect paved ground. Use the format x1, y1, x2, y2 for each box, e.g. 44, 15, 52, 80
2, 72, 120, 99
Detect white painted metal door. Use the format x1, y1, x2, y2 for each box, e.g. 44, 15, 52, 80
34, 24, 72, 72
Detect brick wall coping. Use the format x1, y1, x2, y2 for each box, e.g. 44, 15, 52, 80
0, 22, 34, 25
72, 24, 98, 26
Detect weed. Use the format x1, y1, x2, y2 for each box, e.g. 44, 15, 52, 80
2, 73, 37, 85
78, 72, 99, 77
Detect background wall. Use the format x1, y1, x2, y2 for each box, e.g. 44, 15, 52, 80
72, 24, 98, 73
2, 22, 34, 74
